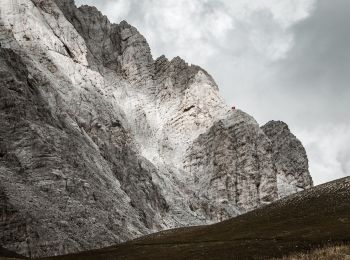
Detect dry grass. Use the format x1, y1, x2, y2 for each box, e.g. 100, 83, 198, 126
277, 244, 350, 260
0, 258, 23, 260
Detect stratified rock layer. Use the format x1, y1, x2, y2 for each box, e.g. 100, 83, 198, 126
261, 121, 313, 197
183, 111, 278, 222
0, 0, 313, 257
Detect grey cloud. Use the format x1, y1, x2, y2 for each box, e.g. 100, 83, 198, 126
338, 149, 350, 177
253, 0, 350, 184
266, 0, 350, 126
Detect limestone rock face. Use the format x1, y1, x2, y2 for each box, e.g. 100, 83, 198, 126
0, 45, 167, 258
183, 111, 278, 222
261, 121, 313, 198
54, 0, 154, 85
0, 0, 313, 257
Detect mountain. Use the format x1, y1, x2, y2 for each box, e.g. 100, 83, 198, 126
0, 0, 312, 257
42, 177, 350, 260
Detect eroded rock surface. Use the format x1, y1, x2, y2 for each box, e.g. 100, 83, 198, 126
0, 0, 313, 257
183, 111, 278, 222
262, 121, 313, 198
0, 45, 167, 257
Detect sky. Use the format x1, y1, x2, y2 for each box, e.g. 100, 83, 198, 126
75, 0, 350, 185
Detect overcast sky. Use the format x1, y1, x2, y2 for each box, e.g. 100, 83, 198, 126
75, 0, 350, 185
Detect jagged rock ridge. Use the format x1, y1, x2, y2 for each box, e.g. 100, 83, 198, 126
0, 0, 313, 257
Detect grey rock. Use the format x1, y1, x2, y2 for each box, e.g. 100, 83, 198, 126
53, 0, 154, 84
0, 46, 167, 257
0, 0, 313, 257
184, 110, 278, 221
261, 121, 313, 198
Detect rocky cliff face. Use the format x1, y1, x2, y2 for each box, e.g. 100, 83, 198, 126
0, 0, 313, 257
183, 111, 278, 222
261, 121, 313, 197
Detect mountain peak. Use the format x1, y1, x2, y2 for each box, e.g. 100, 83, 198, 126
0, 0, 313, 257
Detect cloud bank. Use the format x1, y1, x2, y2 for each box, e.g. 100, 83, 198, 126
75, 0, 350, 185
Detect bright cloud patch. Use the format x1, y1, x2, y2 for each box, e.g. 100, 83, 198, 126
296, 126, 350, 185
75, 0, 315, 63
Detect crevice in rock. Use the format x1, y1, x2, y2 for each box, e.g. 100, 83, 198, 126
62, 42, 74, 59
183, 105, 195, 112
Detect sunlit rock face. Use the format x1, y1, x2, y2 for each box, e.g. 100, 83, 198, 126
0, 0, 313, 257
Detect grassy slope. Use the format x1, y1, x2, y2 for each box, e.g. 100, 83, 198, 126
277, 244, 350, 259
39, 176, 350, 260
